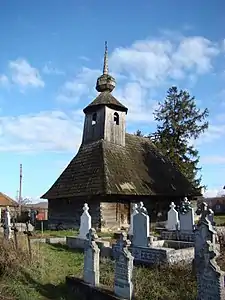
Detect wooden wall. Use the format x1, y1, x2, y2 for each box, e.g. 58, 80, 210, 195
82, 106, 105, 144
81, 106, 126, 147
48, 195, 186, 231
48, 198, 101, 230
104, 106, 126, 146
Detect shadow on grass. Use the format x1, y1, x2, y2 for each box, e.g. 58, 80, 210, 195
47, 243, 84, 254
20, 270, 79, 300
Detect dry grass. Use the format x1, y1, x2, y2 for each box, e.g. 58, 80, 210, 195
3, 231, 225, 300
0, 235, 198, 300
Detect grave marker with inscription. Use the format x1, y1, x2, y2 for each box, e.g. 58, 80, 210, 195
195, 202, 225, 300
83, 228, 100, 286
3, 206, 12, 240
166, 202, 180, 231
179, 198, 195, 232
114, 232, 134, 300
132, 202, 149, 247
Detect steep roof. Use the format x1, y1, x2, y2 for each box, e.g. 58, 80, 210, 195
41, 133, 198, 199
0, 192, 19, 207
83, 91, 128, 114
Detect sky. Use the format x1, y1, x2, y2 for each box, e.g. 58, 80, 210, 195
0, 0, 225, 202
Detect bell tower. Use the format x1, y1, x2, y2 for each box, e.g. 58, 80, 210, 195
82, 42, 128, 146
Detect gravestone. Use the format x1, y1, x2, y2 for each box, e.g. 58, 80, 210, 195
3, 206, 12, 240
166, 202, 180, 231
77, 203, 91, 239
195, 202, 225, 299
128, 204, 138, 236
132, 202, 149, 247
83, 228, 100, 286
114, 232, 134, 300
179, 198, 195, 232
208, 208, 215, 226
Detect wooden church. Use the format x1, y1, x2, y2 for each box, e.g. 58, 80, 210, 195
41, 43, 199, 231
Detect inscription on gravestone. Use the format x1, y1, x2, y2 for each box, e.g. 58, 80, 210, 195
195, 202, 225, 300
83, 228, 100, 286
114, 232, 134, 300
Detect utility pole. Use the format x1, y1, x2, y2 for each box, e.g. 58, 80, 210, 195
19, 164, 22, 215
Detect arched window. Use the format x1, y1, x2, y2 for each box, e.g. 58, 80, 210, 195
92, 112, 97, 125
114, 112, 119, 125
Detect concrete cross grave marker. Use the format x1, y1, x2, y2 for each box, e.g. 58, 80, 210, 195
83, 228, 100, 286
114, 232, 134, 300
166, 202, 180, 231
3, 206, 12, 240
194, 202, 225, 299
132, 202, 150, 247
128, 204, 138, 236
77, 203, 91, 239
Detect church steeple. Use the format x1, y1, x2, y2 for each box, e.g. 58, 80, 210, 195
96, 41, 116, 93
103, 41, 108, 75
82, 42, 128, 147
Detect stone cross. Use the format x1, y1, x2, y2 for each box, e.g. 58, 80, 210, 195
196, 237, 225, 299
77, 203, 91, 239
166, 202, 180, 231
194, 202, 225, 299
114, 232, 134, 300
3, 206, 12, 240
83, 228, 100, 286
132, 202, 150, 247
138, 201, 147, 214
128, 204, 138, 236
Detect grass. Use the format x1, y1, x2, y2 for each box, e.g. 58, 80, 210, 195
32, 229, 114, 239
214, 214, 225, 226
0, 236, 199, 300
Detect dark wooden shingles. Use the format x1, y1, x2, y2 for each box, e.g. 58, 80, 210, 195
41, 134, 198, 199
83, 91, 128, 113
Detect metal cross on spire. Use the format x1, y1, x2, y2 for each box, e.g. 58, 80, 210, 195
103, 41, 109, 75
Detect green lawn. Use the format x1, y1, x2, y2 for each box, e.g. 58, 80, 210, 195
32, 229, 114, 239
0, 237, 198, 300
214, 214, 225, 225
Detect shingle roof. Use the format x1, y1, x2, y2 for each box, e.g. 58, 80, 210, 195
41, 133, 198, 199
0, 192, 19, 207
83, 91, 128, 114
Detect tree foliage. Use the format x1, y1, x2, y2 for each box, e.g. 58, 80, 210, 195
134, 130, 144, 137
150, 86, 209, 189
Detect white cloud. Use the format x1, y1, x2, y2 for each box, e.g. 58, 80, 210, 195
56, 33, 221, 127
42, 62, 65, 75
79, 56, 90, 62
9, 58, 44, 88
195, 123, 225, 145
201, 155, 225, 165
1, 33, 223, 153
0, 74, 9, 87
109, 35, 219, 87
0, 110, 83, 152
57, 67, 99, 103
204, 188, 225, 198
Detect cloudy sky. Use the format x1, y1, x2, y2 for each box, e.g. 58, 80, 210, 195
0, 0, 224, 201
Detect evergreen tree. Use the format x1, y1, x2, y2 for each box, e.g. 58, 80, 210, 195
134, 130, 144, 137
150, 86, 209, 189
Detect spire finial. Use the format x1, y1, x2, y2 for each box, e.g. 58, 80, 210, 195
95, 41, 116, 93
103, 41, 108, 75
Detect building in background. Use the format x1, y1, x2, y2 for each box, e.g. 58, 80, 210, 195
0, 192, 19, 221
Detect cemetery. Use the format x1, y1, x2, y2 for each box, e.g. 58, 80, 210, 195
0, 199, 225, 299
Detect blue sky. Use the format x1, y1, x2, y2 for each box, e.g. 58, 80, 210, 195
0, 0, 224, 202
